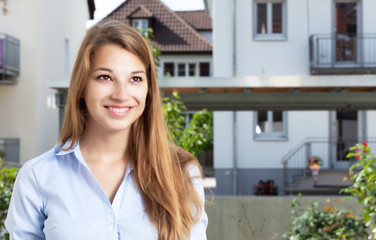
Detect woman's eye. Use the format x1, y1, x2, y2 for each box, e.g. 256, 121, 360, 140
97, 75, 111, 81
130, 76, 142, 82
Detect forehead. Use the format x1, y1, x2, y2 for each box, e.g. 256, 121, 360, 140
90, 44, 146, 71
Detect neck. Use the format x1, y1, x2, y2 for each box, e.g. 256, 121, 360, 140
79, 124, 130, 165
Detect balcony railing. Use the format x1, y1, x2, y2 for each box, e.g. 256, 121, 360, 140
0, 33, 20, 83
310, 34, 376, 74
0, 138, 20, 168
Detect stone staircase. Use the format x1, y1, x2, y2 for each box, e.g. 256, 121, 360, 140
284, 170, 352, 196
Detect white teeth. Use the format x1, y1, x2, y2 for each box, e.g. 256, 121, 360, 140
108, 107, 129, 113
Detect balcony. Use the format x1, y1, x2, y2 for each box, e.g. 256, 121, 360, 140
0, 33, 20, 84
0, 138, 20, 167
310, 34, 376, 75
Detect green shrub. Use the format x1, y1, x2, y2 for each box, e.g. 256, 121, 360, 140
342, 142, 376, 239
0, 167, 18, 239
283, 198, 367, 240
163, 91, 213, 157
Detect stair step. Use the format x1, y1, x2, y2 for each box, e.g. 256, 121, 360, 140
285, 170, 352, 196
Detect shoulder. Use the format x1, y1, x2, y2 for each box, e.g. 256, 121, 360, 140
23, 145, 59, 172
16, 145, 60, 183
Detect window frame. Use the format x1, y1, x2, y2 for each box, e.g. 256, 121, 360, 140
162, 61, 211, 77
254, 110, 288, 141
132, 19, 149, 35
253, 0, 287, 41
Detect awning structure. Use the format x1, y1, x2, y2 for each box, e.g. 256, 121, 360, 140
159, 75, 376, 111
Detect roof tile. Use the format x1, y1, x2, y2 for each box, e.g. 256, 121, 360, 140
104, 0, 212, 53
175, 10, 212, 31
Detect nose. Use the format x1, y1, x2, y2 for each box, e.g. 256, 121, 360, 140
110, 81, 130, 102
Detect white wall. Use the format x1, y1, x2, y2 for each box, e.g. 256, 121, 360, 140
213, 111, 234, 168
307, 0, 331, 35
362, 0, 376, 34
213, 0, 233, 77
0, 0, 88, 163
35, 0, 88, 156
234, 111, 329, 169
0, 0, 38, 162
367, 111, 376, 137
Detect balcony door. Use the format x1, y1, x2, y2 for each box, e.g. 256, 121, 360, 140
334, 1, 359, 64
330, 110, 362, 169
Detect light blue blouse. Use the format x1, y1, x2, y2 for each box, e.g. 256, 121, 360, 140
5, 142, 208, 240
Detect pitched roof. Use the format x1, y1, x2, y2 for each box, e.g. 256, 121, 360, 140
175, 10, 212, 31
128, 5, 153, 18
104, 0, 212, 53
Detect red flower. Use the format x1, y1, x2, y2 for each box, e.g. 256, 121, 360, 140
356, 155, 361, 160
362, 149, 366, 153
355, 149, 359, 153
363, 142, 368, 147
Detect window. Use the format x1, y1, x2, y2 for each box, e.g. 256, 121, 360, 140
178, 63, 186, 76
254, 110, 287, 140
163, 62, 174, 76
199, 62, 210, 76
254, 0, 286, 40
163, 62, 210, 77
132, 19, 148, 35
188, 63, 196, 76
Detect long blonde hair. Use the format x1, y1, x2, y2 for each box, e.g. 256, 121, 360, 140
59, 21, 203, 239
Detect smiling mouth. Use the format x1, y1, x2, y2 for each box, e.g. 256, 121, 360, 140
105, 106, 131, 113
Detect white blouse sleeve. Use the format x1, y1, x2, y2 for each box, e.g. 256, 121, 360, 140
188, 165, 208, 240
5, 162, 46, 240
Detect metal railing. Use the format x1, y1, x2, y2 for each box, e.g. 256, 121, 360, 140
0, 33, 20, 82
310, 34, 376, 74
282, 137, 376, 189
0, 138, 20, 168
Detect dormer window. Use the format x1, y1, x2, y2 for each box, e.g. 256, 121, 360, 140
132, 19, 149, 33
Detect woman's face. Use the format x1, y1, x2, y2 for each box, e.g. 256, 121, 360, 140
84, 44, 148, 134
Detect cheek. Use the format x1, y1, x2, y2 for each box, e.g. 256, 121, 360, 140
137, 85, 148, 106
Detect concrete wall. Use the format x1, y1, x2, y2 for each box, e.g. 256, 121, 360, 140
0, 0, 88, 163
206, 196, 363, 240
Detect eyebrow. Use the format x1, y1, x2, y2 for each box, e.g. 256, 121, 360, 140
93, 67, 112, 73
92, 68, 146, 75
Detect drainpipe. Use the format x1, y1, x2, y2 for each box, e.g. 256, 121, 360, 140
232, 0, 238, 196
233, 112, 238, 195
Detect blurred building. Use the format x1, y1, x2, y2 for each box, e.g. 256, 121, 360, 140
213, 0, 376, 195
103, 0, 212, 78
160, 0, 376, 195
0, 0, 95, 164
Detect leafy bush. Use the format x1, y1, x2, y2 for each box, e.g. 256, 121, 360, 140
283, 198, 367, 240
342, 142, 376, 239
0, 167, 18, 239
163, 91, 213, 157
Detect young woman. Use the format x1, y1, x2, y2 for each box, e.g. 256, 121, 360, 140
5, 21, 207, 240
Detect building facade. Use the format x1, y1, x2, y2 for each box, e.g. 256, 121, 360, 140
212, 0, 376, 195
0, 0, 93, 164
103, 0, 212, 79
